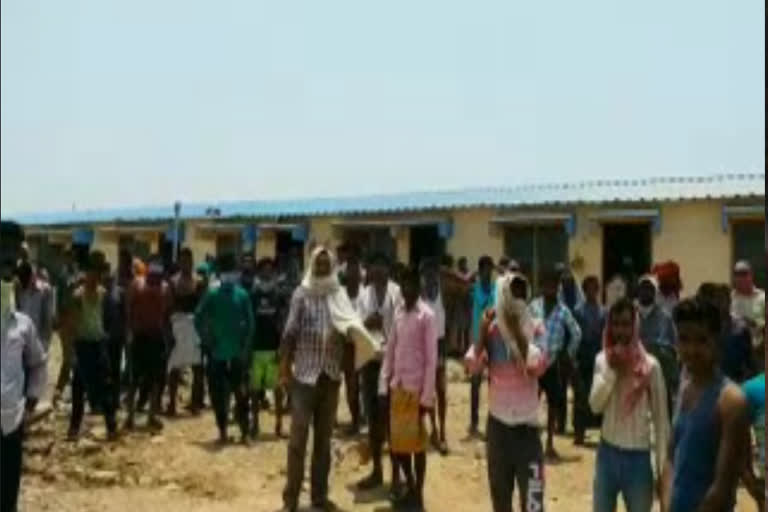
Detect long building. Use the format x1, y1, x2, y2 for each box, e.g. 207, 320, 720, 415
11, 173, 766, 294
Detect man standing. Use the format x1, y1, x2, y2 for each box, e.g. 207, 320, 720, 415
573, 275, 604, 445
102, 249, 132, 411
379, 267, 439, 511
15, 260, 54, 353
590, 298, 670, 512
1, 221, 47, 512
195, 253, 253, 445
248, 257, 286, 440
661, 298, 750, 512
731, 260, 765, 364
529, 268, 582, 459
167, 248, 205, 416
67, 253, 118, 441
280, 247, 347, 512
357, 252, 402, 491
341, 254, 364, 436
469, 255, 496, 438
465, 272, 549, 512
52, 250, 80, 407
420, 259, 449, 455
652, 261, 682, 316
124, 256, 171, 431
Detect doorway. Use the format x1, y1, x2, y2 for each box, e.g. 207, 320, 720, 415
276, 230, 305, 273
602, 223, 652, 300
410, 225, 445, 268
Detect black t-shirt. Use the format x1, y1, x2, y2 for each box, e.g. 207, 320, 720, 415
250, 282, 284, 352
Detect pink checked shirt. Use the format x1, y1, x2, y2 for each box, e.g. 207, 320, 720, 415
379, 300, 438, 408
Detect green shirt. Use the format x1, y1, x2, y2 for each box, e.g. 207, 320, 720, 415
73, 286, 107, 342
194, 284, 254, 362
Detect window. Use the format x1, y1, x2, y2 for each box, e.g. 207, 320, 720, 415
732, 220, 766, 289
504, 225, 568, 294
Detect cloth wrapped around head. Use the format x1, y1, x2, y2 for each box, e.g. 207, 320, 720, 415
494, 272, 535, 362
302, 245, 378, 369
652, 260, 682, 297
603, 302, 652, 417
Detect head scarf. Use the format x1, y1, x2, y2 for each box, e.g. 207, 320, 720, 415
652, 261, 681, 297
637, 274, 659, 317
301, 245, 377, 370
301, 246, 341, 296
603, 308, 651, 417
605, 275, 627, 309
494, 272, 535, 362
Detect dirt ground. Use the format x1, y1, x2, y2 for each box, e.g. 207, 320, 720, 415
19, 338, 758, 512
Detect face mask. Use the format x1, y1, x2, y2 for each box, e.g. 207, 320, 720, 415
1, 280, 15, 316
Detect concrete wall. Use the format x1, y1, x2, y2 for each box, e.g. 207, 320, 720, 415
446, 208, 503, 270
255, 230, 277, 260
92, 230, 118, 270
654, 200, 731, 296
186, 221, 216, 267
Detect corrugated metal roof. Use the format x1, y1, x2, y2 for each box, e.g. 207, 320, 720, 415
9, 173, 764, 226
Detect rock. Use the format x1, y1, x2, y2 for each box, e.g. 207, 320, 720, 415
88, 470, 119, 486
79, 438, 101, 456
138, 475, 153, 486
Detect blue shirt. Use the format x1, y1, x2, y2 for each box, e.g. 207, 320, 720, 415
743, 373, 765, 478
471, 280, 496, 344
529, 297, 582, 363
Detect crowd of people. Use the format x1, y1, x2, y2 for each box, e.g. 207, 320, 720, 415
1, 218, 765, 512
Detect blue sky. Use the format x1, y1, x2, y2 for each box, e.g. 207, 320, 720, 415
1, 0, 764, 215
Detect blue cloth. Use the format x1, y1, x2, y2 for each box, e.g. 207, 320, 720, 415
575, 301, 604, 363
743, 373, 765, 477
529, 297, 582, 363
471, 280, 496, 344
593, 441, 654, 512
671, 373, 733, 512
720, 322, 755, 383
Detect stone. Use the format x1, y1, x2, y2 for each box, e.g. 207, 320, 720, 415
88, 470, 119, 486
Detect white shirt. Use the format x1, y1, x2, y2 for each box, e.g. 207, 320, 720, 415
422, 288, 446, 339
360, 281, 402, 351
1, 309, 48, 434
589, 352, 670, 476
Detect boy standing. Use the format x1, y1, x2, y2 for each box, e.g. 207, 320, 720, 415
379, 267, 438, 511
590, 298, 670, 512
249, 257, 285, 439
661, 298, 750, 512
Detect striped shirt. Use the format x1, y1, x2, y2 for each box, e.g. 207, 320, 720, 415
281, 287, 344, 385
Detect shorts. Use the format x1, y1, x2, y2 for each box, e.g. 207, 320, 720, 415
251, 350, 278, 391
437, 337, 447, 368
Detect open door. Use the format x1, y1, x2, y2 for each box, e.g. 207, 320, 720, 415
602, 223, 652, 300
409, 225, 445, 268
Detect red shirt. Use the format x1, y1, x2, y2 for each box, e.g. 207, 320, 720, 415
128, 278, 170, 334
